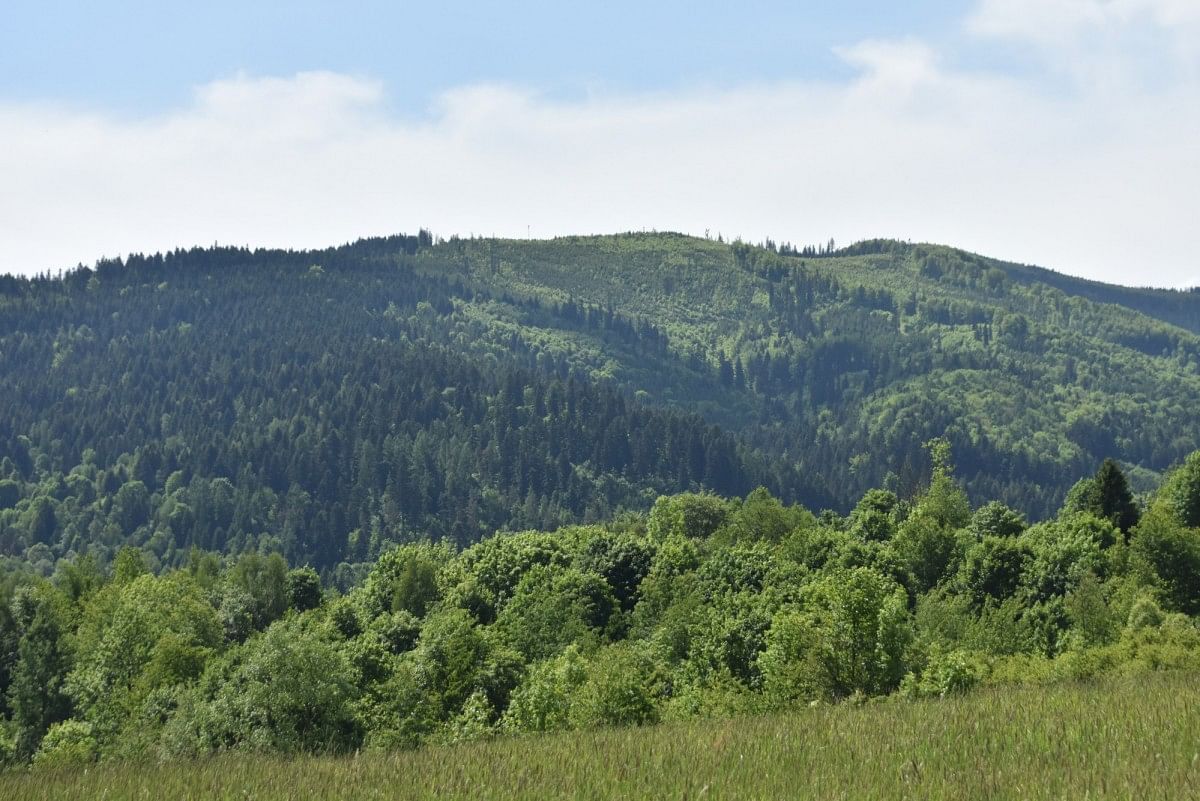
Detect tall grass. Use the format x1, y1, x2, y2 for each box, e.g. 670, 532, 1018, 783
5, 672, 1197, 800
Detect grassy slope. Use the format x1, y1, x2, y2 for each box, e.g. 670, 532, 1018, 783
8, 672, 1197, 800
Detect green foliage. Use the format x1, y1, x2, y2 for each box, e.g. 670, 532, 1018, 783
173, 617, 360, 755
1064, 460, 1140, 534
353, 660, 437, 751
494, 565, 614, 661
111, 481, 151, 535
224, 553, 290, 630
359, 542, 453, 619
968, 501, 1026, 539
1063, 572, 1118, 647
1094, 459, 1141, 533
761, 567, 911, 702
1129, 506, 1200, 615
575, 530, 655, 612
7, 585, 73, 759
1019, 514, 1114, 602
442, 532, 572, 623
721, 488, 813, 543
286, 567, 323, 612
501, 645, 587, 734
8, 233, 1200, 576
901, 648, 984, 699
31, 719, 97, 769
1158, 450, 1200, 527
567, 643, 660, 729
0, 481, 19, 511
111, 547, 148, 584
412, 608, 522, 719
646, 493, 733, 541
1, 449, 1200, 769
1126, 595, 1164, 630
6, 673, 1200, 800
66, 572, 221, 740
848, 489, 900, 542
956, 536, 1032, 609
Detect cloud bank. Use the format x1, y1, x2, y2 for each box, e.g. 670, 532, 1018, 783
1, 2, 1197, 286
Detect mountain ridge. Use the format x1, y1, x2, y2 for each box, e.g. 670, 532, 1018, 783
2, 230, 1199, 571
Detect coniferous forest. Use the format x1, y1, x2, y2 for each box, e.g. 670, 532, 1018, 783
1, 233, 1199, 779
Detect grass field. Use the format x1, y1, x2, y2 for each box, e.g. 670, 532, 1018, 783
4, 672, 1197, 800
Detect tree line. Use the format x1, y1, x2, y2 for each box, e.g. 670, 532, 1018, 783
1, 447, 1198, 767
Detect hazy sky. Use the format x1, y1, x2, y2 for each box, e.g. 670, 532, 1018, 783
2, 1, 1198, 286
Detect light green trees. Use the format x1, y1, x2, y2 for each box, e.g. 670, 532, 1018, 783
168, 616, 360, 755
968, 501, 1027, 540
957, 536, 1032, 609
1157, 450, 1200, 528
495, 565, 615, 661
1129, 506, 1200, 615
647, 493, 734, 541
66, 572, 221, 746
501, 645, 588, 733
761, 567, 912, 702
358, 542, 454, 619
889, 439, 972, 594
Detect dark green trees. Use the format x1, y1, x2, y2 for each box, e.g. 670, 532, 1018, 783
7, 587, 73, 759
8, 233, 1200, 576
1095, 459, 1140, 533
1064, 459, 1140, 535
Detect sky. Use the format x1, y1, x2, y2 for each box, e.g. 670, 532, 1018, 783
1, 1, 1198, 286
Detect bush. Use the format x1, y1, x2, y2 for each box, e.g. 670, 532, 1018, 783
502, 646, 589, 734
353, 660, 438, 751
32, 720, 97, 769
569, 644, 661, 729
495, 565, 615, 661
1127, 595, 1165, 631
647, 493, 733, 541
968, 501, 1026, 540
900, 649, 983, 699
761, 567, 912, 702
174, 617, 361, 754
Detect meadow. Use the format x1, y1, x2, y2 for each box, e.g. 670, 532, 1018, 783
4, 671, 1195, 801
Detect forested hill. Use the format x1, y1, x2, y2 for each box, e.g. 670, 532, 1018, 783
2, 231, 1200, 574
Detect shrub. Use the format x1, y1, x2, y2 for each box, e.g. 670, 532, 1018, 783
900, 649, 983, 699
32, 720, 97, 769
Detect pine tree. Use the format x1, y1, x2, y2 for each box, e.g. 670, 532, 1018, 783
1095, 458, 1140, 534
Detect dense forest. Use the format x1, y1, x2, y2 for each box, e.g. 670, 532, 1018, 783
1, 448, 1199, 766
4, 232, 1200, 577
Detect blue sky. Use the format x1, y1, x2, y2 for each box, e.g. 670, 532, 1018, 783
2, 2, 968, 112
1, 1, 1198, 285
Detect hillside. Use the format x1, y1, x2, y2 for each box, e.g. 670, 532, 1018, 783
404, 234, 1200, 508
3, 231, 1200, 571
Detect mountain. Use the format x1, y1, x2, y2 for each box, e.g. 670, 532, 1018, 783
2, 231, 1199, 574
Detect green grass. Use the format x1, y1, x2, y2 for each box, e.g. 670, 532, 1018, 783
6, 672, 1198, 800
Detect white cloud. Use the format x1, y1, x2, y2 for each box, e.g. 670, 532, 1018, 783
970, 0, 1200, 40
968, 0, 1200, 88
834, 39, 941, 90
1, 29, 1198, 287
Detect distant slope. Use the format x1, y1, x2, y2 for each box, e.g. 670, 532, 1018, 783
0, 243, 821, 572
2, 231, 1200, 569
392, 233, 1200, 512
